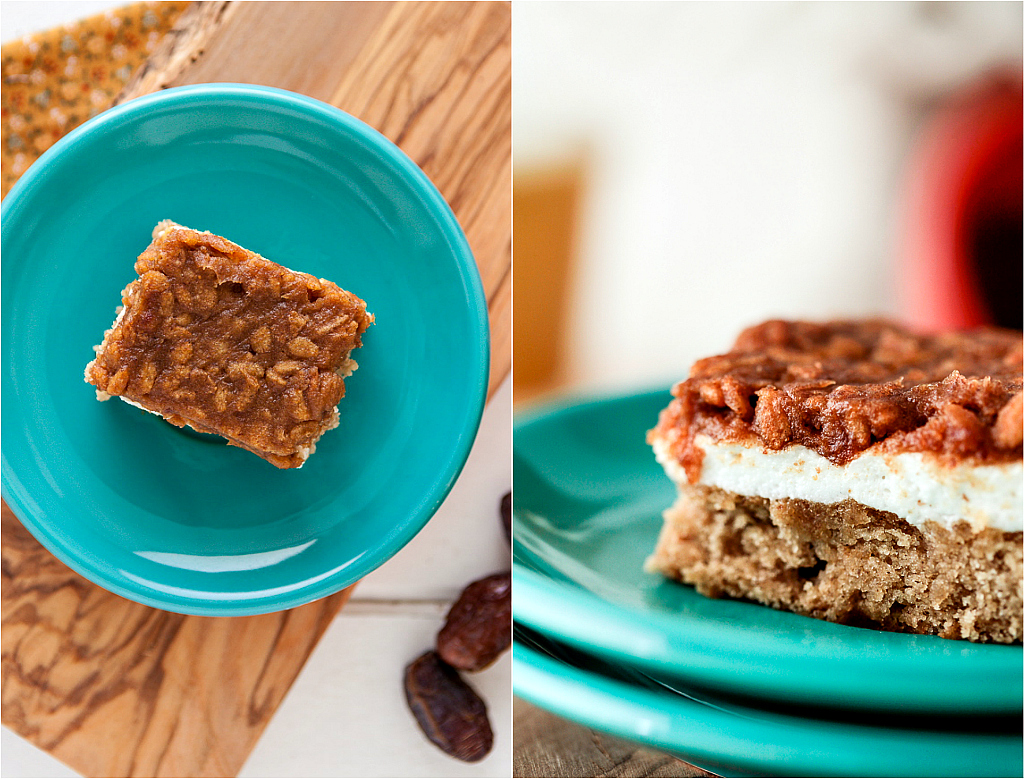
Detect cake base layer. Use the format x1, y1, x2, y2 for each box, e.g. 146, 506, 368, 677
647, 485, 1023, 643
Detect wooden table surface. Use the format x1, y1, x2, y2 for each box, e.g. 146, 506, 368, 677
514, 699, 715, 779
1, 3, 510, 777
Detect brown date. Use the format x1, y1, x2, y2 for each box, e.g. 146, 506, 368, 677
404, 651, 493, 762
437, 571, 511, 672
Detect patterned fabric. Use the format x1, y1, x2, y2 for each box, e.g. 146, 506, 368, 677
1, 1, 189, 198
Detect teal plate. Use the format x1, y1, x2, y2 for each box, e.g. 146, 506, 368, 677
2, 84, 488, 616
513, 631, 1022, 777
512, 389, 1023, 714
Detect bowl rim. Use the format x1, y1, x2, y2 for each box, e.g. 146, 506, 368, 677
1, 83, 490, 616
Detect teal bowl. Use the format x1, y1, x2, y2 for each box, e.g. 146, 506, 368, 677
1, 84, 489, 615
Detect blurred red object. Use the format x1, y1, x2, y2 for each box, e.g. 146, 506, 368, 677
901, 73, 1022, 332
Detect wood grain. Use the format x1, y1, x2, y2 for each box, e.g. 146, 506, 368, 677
117, 2, 395, 106
2, 3, 510, 776
118, 0, 512, 398
328, 2, 512, 396
115, 1, 238, 101
513, 699, 715, 779
2, 501, 351, 777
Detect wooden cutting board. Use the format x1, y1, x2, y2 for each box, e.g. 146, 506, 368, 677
0, 3, 510, 776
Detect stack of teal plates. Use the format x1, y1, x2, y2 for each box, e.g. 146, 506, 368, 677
512, 390, 1023, 778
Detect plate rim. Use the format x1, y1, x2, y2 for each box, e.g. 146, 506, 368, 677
1, 83, 490, 616
512, 638, 1022, 777
512, 388, 1022, 714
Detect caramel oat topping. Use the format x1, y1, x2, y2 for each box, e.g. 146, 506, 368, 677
85, 221, 373, 468
650, 320, 1023, 482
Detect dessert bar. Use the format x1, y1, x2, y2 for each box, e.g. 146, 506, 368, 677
647, 320, 1023, 643
85, 221, 373, 468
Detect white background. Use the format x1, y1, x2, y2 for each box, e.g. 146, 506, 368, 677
514, 1, 1022, 395
0, 2, 511, 776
